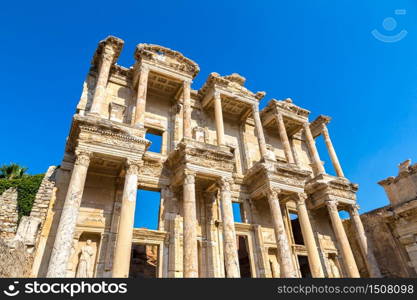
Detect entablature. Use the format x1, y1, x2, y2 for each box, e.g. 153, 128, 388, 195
305, 174, 358, 209
261, 98, 309, 137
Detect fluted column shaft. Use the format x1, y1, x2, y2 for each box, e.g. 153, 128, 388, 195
303, 122, 325, 175
219, 178, 240, 277
112, 160, 140, 277
214, 92, 225, 146
182, 80, 192, 139
266, 189, 298, 277
252, 104, 268, 160
321, 124, 344, 177
89, 47, 115, 116
348, 205, 381, 277
326, 200, 360, 277
276, 112, 295, 164
295, 194, 324, 277
133, 66, 150, 127
47, 150, 91, 277
183, 170, 198, 277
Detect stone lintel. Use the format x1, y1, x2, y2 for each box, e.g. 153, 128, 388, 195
310, 115, 331, 138
65, 114, 150, 160
199, 72, 265, 104
305, 174, 358, 209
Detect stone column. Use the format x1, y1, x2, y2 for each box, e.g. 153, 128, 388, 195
89, 47, 115, 116
133, 65, 150, 128
266, 188, 298, 277
294, 193, 324, 277
348, 205, 381, 277
275, 112, 295, 164
303, 122, 325, 175
326, 200, 360, 277
218, 178, 240, 278
112, 160, 140, 277
182, 80, 192, 139
214, 91, 225, 146
183, 170, 198, 277
252, 104, 268, 160
291, 138, 300, 166
46, 150, 91, 277
321, 124, 345, 177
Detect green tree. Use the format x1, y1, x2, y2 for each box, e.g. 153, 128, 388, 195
0, 163, 28, 180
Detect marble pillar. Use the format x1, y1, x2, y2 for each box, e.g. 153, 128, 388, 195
218, 178, 240, 278
182, 80, 192, 139
348, 205, 382, 277
326, 200, 360, 277
112, 160, 140, 277
266, 188, 298, 277
321, 124, 345, 177
133, 65, 149, 127
275, 112, 295, 164
294, 193, 324, 277
214, 92, 225, 146
303, 122, 325, 175
183, 170, 198, 277
291, 138, 301, 166
46, 150, 91, 277
89, 46, 115, 116
252, 104, 268, 160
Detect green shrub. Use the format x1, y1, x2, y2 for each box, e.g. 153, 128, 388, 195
0, 174, 44, 220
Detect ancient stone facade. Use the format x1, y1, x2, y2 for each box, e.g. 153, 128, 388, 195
346, 160, 417, 277
27, 36, 382, 278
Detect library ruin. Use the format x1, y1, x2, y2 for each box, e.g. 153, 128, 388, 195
1, 36, 394, 278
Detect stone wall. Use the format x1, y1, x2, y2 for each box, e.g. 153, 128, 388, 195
0, 188, 19, 239
0, 167, 58, 277
29, 166, 57, 227
346, 206, 417, 278
0, 239, 33, 277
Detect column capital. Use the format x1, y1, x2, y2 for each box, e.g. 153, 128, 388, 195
320, 122, 329, 133
326, 199, 339, 212
266, 187, 281, 199
218, 177, 233, 192
126, 159, 142, 175
252, 103, 260, 113
295, 193, 308, 205
184, 169, 196, 184
183, 78, 193, 86
139, 64, 150, 73
102, 45, 116, 62
349, 204, 360, 216
74, 150, 92, 167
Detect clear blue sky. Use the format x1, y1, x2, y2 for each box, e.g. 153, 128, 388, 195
1, 1, 416, 227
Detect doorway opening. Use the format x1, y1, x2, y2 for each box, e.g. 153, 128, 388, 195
289, 212, 304, 245
237, 235, 252, 278
129, 243, 159, 278
297, 255, 312, 278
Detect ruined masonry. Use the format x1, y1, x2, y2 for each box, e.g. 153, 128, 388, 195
346, 160, 417, 278
3, 36, 386, 278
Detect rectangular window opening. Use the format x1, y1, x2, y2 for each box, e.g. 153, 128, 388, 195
232, 202, 243, 223
134, 189, 161, 230
289, 212, 305, 245
145, 128, 163, 153
129, 244, 159, 278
